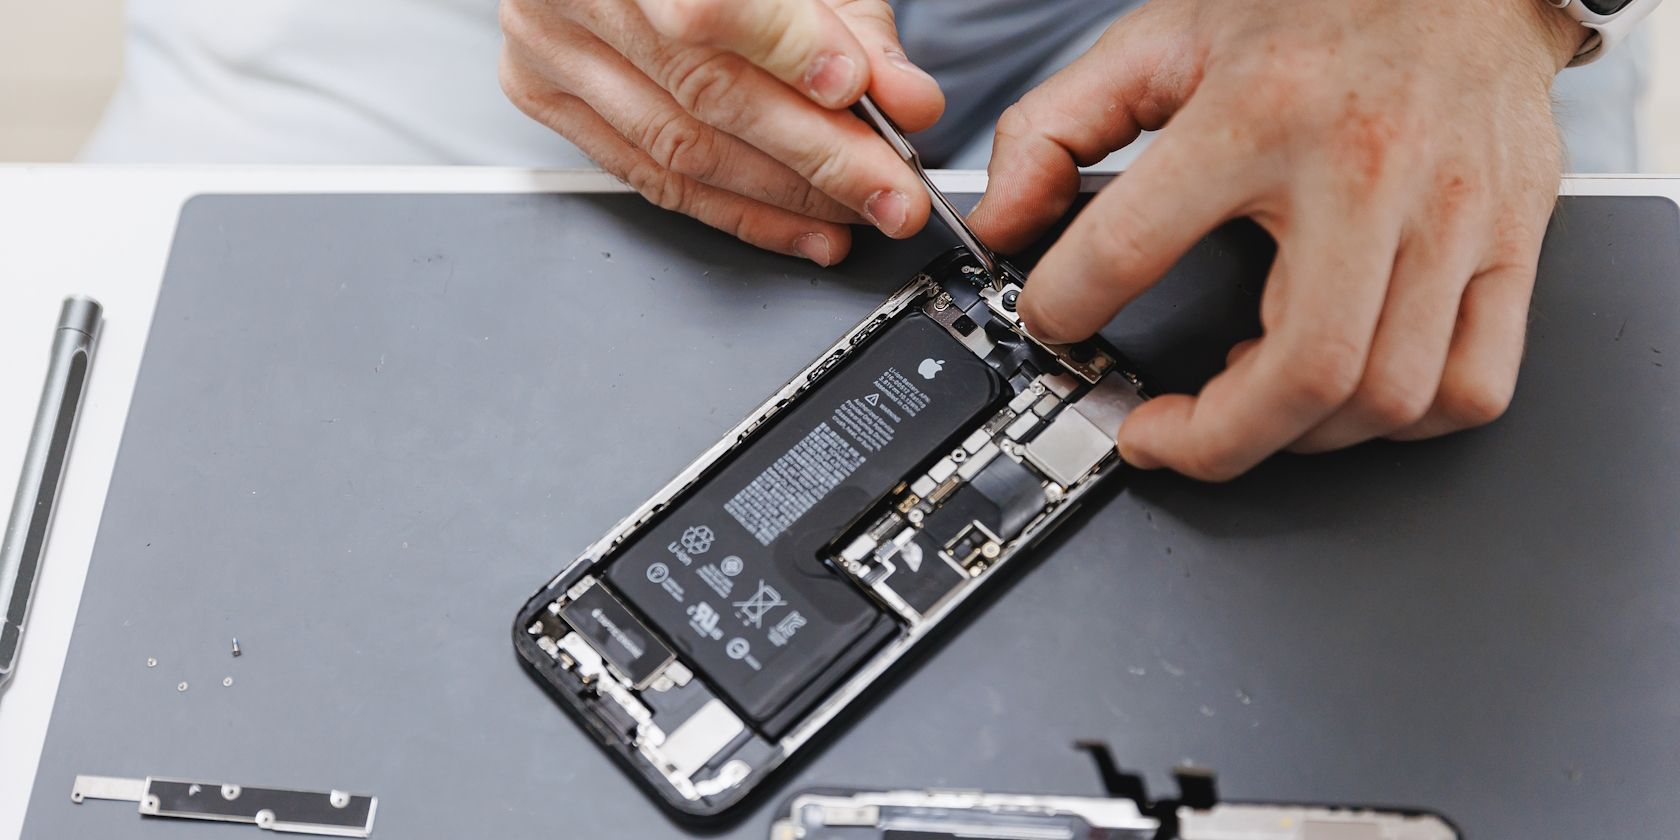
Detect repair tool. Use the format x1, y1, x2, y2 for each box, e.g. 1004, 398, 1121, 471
0, 295, 102, 688
853, 94, 1003, 289
72, 774, 378, 837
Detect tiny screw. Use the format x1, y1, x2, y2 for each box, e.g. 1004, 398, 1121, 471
177, 682, 189, 692
231, 638, 241, 657
907, 509, 925, 526
223, 676, 234, 687
1002, 290, 1020, 311
146, 657, 157, 668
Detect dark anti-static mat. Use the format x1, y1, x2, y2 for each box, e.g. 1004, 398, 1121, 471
24, 192, 1680, 838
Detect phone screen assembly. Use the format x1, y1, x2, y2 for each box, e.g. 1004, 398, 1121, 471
772, 742, 1460, 840
770, 789, 1460, 840
513, 249, 1150, 815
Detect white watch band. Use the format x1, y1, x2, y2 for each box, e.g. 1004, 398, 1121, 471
1549, 0, 1665, 66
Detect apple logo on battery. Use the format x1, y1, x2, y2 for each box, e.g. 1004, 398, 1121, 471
918, 358, 944, 380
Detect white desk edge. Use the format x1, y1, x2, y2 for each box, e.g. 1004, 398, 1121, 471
0, 166, 1675, 839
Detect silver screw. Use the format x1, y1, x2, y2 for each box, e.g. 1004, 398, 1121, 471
146, 657, 157, 668
177, 682, 188, 692
222, 676, 234, 687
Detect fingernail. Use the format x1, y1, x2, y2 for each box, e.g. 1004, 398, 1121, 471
864, 189, 909, 237
804, 53, 858, 108
1017, 310, 1071, 346
1117, 437, 1161, 470
794, 232, 833, 266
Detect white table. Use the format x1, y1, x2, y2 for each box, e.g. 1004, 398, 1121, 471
0, 166, 1674, 839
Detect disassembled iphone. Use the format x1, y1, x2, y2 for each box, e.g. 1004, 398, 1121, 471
771, 744, 1460, 840
513, 249, 1150, 815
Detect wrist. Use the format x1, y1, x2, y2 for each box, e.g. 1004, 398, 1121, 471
1527, 1, 1595, 70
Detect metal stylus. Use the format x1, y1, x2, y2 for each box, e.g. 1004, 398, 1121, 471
0, 296, 102, 688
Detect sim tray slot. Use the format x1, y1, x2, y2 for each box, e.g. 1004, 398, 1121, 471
979, 283, 1112, 384
72, 774, 378, 837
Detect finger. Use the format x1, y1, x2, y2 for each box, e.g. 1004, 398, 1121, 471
968, 6, 1200, 253
501, 53, 853, 264
830, 0, 944, 132
567, 2, 928, 235
643, 49, 931, 236
505, 21, 859, 223
1289, 231, 1481, 453
1226, 338, 1259, 368
1388, 258, 1537, 441
633, 0, 871, 109
1015, 102, 1268, 345
1117, 208, 1397, 481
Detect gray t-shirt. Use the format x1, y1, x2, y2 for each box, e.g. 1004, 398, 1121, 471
80, 0, 1647, 171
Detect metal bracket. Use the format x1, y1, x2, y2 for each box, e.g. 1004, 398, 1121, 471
73, 774, 377, 837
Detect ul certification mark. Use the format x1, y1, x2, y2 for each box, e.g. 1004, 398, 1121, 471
687, 601, 723, 640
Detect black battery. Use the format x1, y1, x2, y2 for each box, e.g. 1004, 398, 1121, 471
605, 313, 1006, 734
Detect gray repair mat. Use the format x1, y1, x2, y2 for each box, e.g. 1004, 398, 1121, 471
24, 192, 1680, 838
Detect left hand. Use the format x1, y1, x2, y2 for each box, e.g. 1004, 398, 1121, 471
969, 0, 1582, 481
499, 0, 944, 265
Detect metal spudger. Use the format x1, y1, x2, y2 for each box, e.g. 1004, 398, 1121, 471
0, 296, 102, 688
853, 94, 1003, 289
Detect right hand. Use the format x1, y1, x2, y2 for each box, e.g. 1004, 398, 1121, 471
500, 0, 946, 266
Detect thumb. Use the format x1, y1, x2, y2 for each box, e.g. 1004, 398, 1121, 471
832, 0, 945, 133
968, 5, 1201, 254
634, 0, 873, 109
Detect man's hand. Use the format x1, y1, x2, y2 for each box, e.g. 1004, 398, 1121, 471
500, 0, 944, 265
970, 0, 1582, 481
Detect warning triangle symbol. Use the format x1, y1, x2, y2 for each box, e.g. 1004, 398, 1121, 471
864, 393, 880, 406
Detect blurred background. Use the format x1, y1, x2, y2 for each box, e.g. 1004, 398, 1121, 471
1, 0, 1677, 169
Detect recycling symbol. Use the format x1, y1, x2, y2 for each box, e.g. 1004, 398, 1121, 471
680, 525, 715, 556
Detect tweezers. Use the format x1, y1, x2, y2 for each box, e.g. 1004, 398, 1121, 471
853, 94, 1003, 290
